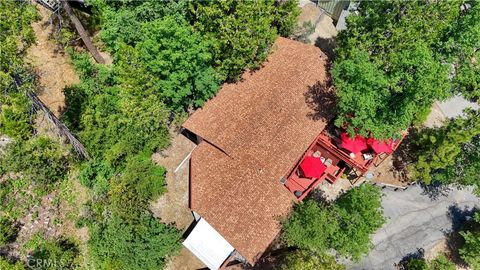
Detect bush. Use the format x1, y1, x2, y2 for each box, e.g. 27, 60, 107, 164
0, 216, 18, 245
88, 214, 181, 270
0, 137, 71, 187
0, 93, 32, 139
282, 251, 345, 270
402, 255, 455, 270
109, 154, 166, 220
26, 235, 80, 270
0, 258, 25, 270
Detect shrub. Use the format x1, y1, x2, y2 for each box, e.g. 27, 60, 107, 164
282, 251, 346, 270
0, 216, 18, 245
26, 235, 80, 270
0, 93, 32, 139
0, 137, 70, 187
88, 214, 181, 270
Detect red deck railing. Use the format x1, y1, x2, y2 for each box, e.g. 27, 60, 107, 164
283, 130, 406, 201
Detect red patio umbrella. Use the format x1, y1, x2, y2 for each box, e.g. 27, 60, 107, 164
299, 156, 326, 178
339, 132, 368, 154
367, 138, 394, 154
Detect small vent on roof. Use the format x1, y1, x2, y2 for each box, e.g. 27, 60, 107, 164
280, 177, 287, 185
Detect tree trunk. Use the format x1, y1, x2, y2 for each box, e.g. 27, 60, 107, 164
62, 0, 105, 64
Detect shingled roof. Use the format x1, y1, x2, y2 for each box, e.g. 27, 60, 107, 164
183, 37, 334, 265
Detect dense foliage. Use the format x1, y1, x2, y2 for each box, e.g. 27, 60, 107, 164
63, 54, 181, 269
190, 0, 299, 80
283, 184, 385, 261
0, 216, 18, 245
25, 235, 80, 270
459, 211, 480, 269
403, 255, 455, 270
88, 214, 181, 270
282, 250, 346, 270
0, 137, 71, 187
332, 1, 472, 139
0, 0, 37, 139
0, 258, 25, 270
410, 110, 480, 185
442, 3, 480, 101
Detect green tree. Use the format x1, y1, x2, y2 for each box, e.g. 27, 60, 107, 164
442, 3, 480, 101
283, 185, 385, 261
459, 211, 480, 269
189, 0, 299, 80
412, 110, 480, 184
433, 134, 480, 195
129, 16, 220, 109
282, 251, 346, 270
333, 1, 460, 138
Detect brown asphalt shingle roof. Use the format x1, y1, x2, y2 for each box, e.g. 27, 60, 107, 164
183, 37, 333, 265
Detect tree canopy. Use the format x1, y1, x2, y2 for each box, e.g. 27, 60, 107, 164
442, 3, 480, 101
189, 0, 299, 80
282, 184, 385, 261
333, 1, 466, 139
411, 110, 480, 185
459, 211, 480, 269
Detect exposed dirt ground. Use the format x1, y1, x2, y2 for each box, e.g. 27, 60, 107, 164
150, 131, 204, 270
372, 155, 409, 188
26, 4, 79, 116
151, 132, 196, 230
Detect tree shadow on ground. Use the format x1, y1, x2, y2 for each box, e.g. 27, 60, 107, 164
314, 36, 337, 60
442, 204, 478, 267
304, 79, 337, 122
396, 247, 425, 269
419, 181, 452, 201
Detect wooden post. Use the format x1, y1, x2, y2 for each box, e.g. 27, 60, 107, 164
62, 0, 105, 64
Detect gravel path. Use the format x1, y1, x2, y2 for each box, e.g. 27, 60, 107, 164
348, 184, 480, 270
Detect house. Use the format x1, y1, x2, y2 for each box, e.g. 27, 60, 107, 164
181, 37, 333, 268
181, 37, 400, 269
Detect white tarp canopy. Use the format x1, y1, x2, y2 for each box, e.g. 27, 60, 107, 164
183, 218, 235, 270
